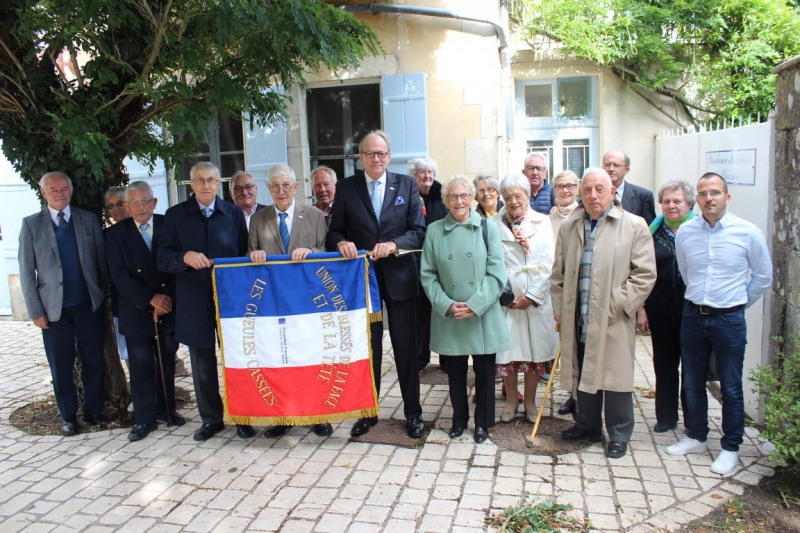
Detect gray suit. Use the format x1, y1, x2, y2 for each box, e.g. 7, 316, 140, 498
248, 202, 327, 255
18, 206, 109, 422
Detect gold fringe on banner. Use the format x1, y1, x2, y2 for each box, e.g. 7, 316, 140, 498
227, 407, 381, 427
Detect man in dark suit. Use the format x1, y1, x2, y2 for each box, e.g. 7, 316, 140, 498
326, 130, 427, 438
106, 181, 185, 441
18, 171, 109, 436
229, 171, 266, 230
602, 150, 656, 224
157, 162, 255, 442
249, 163, 331, 438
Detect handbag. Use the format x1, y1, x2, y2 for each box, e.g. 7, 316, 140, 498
480, 218, 515, 307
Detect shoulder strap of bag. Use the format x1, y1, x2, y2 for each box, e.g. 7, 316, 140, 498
481, 217, 488, 250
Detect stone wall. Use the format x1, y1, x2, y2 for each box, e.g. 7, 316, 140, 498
771, 57, 800, 357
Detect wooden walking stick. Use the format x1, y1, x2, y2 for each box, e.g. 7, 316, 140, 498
526, 323, 561, 448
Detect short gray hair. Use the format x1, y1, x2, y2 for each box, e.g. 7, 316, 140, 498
268, 164, 296, 183
359, 130, 391, 153
407, 158, 438, 178
104, 186, 127, 202
658, 180, 695, 207
524, 151, 549, 168
125, 181, 154, 199
582, 167, 610, 181
229, 171, 255, 191
473, 175, 500, 197
499, 172, 531, 198
441, 175, 475, 199
39, 171, 73, 189
190, 162, 220, 182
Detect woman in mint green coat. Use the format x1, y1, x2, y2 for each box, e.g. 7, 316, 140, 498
421, 176, 512, 444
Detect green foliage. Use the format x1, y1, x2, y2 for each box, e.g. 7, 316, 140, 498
514, 0, 800, 126
0, 0, 380, 214
752, 336, 800, 465
485, 496, 591, 532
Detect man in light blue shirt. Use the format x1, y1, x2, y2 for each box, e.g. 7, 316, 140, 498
666, 173, 772, 476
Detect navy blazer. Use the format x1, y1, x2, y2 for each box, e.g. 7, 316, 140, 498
621, 181, 656, 225
326, 171, 426, 301
106, 215, 175, 337
157, 197, 248, 349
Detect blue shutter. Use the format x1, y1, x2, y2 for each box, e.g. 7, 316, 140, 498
381, 73, 428, 175
244, 89, 288, 207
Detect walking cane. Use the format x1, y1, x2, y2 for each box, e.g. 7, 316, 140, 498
526, 323, 561, 448
153, 318, 175, 427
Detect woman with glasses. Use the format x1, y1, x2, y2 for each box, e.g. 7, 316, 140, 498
421, 176, 511, 443
493, 173, 558, 423
637, 180, 696, 433
473, 175, 504, 219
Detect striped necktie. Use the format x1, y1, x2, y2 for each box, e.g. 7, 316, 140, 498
139, 223, 152, 251
278, 212, 290, 252
370, 180, 382, 225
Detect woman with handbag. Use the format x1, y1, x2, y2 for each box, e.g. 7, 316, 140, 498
421, 176, 511, 443
493, 173, 558, 423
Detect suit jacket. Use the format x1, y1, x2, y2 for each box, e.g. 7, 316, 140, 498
106, 215, 175, 337
621, 181, 656, 225
248, 202, 327, 255
326, 171, 426, 301
18, 206, 109, 322
157, 196, 248, 349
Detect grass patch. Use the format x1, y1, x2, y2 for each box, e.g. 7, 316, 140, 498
486, 496, 590, 532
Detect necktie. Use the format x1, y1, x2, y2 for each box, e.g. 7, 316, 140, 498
370, 180, 382, 225
57, 211, 67, 228
203, 206, 213, 218
140, 223, 152, 251
278, 212, 290, 252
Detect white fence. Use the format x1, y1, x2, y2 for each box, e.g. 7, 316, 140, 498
654, 118, 774, 422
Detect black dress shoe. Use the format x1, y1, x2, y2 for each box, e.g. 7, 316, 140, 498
558, 398, 576, 416
82, 413, 108, 429
61, 420, 78, 437
448, 426, 464, 439
128, 422, 158, 442
561, 425, 602, 442
474, 427, 489, 444
351, 416, 378, 437
263, 425, 291, 438
312, 423, 333, 437
236, 424, 255, 439
194, 422, 225, 441
607, 441, 628, 459
406, 417, 425, 439
653, 422, 678, 433
156, 412, 187, 427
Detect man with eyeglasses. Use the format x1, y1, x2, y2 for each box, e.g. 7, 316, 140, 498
522, 152, 556, 214
326, 130, 427, 439
248, 164, 329, 438
158, 162, 255, 442
228, 171, 265, 230
106, 181, 184, 441
601, 150, 656, 225
666, 173, 772, 476
311, 166, 337, 228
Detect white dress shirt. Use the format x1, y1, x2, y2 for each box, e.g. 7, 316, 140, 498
276, 200, 296, 234
47, 204, 71, 224
676, 212, 772, 309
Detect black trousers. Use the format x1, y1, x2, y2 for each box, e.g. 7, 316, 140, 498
187, 346, 224, 424
442, 354, 496, 429
127, 331, 178, 425
41, 302, 105, 421
651, 324, 685, 427
414, 287, 433, 369
371, 289, 421, 420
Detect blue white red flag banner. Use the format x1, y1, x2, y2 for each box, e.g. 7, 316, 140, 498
212, 252, 381, 426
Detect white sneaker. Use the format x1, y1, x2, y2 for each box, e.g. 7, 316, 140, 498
665, 436, 708, 456
710, 450, 739, 475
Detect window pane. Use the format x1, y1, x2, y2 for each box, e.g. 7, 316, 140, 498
178, 155, 210, 183
220, 154, 246, 179
525, 85, 553, 118
350, 85, 381, 156
527, 140, 554, 177
218, 114, 244, 152
308, 89, 346, 157
562, 139, 590, 175
559, 80, 590, 118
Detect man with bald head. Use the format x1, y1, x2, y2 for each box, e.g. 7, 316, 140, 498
551, 168, 655, 459
602, 150, 656, 224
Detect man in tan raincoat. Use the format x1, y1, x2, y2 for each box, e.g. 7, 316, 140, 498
551, 168, 656, 459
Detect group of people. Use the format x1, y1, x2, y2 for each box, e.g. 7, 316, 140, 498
19, 133, 772, 475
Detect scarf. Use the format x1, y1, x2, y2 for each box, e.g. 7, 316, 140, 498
649, 210, 695, 234
578, 206, 612, 343
555, 202, 578, 218
504, 210, 531, 255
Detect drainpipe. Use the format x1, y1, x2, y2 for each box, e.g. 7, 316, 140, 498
339, 3, 515, 141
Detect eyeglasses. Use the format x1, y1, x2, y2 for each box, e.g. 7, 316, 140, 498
105, 201, 126, 209
603, 162, 626, 169
524, 165, 547, 173
555, 183, 577, 191
447, 193, 471, 202
128, 198, 154, 208
696, 190, 725, 199
268, 183, 295, 193
362, 151, 390, 160
192, 177, 219, 186
232, 184, 256, 193
504, 194, 527, 204
476, 188, 496, 196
